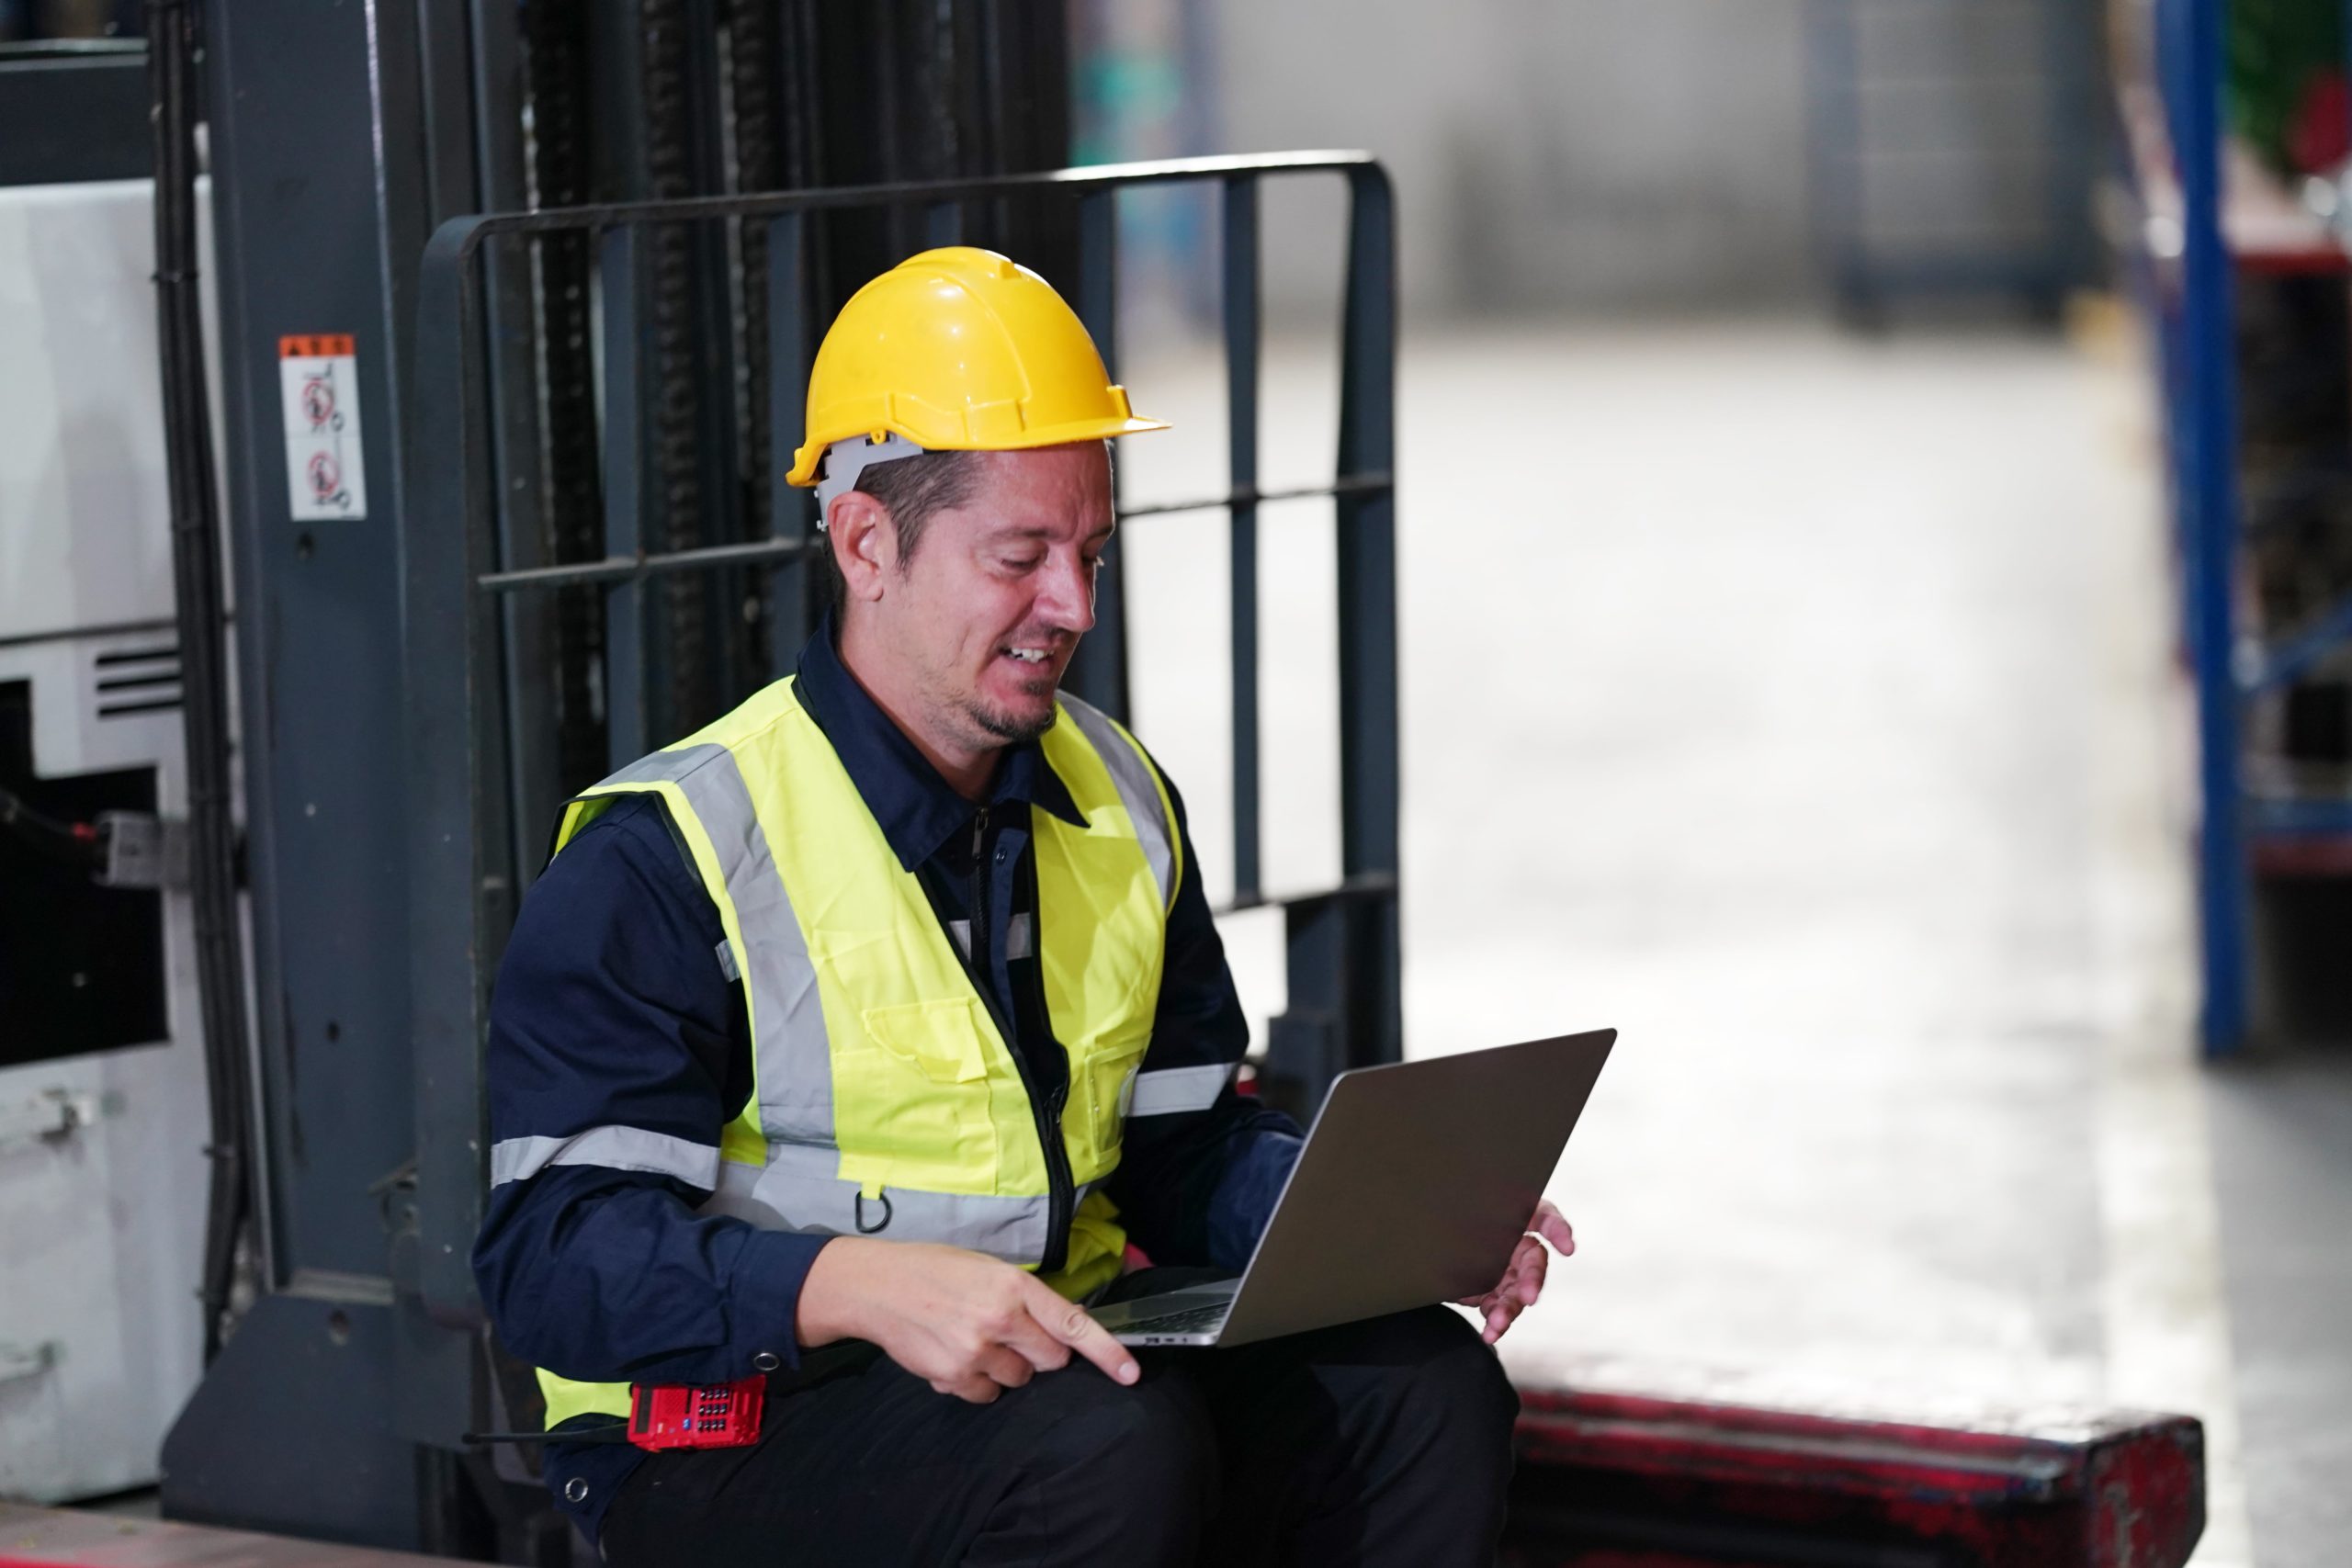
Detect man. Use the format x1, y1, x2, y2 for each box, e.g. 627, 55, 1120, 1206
473, 247, 1574, 1566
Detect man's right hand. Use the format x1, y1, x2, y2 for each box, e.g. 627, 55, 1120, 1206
795, 1237, 1140, 1404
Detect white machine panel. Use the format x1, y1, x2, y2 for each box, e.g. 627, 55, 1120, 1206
0, 180, 191, 642
0, 178, 224, 1502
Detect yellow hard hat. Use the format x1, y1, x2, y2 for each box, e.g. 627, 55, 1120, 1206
784, 246, 1168, 490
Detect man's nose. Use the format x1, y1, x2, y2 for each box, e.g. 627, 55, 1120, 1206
1034, 551, 1098, 635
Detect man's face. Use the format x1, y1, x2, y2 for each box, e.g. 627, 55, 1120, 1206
868, 443, 1114, 752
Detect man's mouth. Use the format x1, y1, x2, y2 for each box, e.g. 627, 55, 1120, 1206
1002, 646, 1052, 666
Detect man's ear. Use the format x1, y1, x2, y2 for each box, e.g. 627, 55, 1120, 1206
828, 491, 895, 603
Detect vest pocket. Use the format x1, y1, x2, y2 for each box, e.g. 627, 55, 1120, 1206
1076, 1032, 1150, 1161
836, 998, 1000, 1188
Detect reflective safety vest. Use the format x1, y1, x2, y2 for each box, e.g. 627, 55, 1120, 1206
534, 677, 1178, 1428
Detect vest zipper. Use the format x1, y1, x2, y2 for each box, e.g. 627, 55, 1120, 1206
967, 809, 1074, 1277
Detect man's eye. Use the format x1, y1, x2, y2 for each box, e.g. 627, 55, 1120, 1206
1002, 555, 1044, 572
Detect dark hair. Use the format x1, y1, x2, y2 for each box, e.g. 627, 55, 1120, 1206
822, 446, 983, 602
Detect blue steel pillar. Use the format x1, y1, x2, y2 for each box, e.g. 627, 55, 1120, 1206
2171, 0, 2250, 1054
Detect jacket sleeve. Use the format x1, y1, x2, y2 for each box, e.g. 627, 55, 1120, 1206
470, 795, 827, 1385
1103, 770, 1305, 1273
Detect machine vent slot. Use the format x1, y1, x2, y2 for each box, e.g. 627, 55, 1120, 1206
92, 645, 182, 718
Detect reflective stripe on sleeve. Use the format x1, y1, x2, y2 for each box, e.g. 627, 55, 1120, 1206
1057, 694, 1176, 912
490, 1126, 722, 1189
1124, 1062, 1237, 1117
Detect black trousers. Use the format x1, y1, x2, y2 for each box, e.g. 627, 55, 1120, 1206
597, 1273, 1520, 1567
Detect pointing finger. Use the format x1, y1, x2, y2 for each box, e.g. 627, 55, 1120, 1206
1027, 1281, 1139, 1386
999, 1307, 1076, 1373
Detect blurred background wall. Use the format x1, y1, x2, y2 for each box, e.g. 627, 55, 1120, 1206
1214, 0, 1820, 314
1078, 0, 2104, 321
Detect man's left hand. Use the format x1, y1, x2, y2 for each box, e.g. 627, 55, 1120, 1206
1458, 1200, 1575, 1345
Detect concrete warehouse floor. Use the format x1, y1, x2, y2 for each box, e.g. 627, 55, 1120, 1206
1112, 315, 2352, 1568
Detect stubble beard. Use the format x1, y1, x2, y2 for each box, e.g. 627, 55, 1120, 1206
905, 634, 1060, 750
963, 682, 1059, 745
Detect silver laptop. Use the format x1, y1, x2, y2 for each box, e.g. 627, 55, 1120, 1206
1088, 1030, 1615, 1348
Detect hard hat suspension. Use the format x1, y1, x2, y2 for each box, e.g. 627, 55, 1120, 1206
813, 432, 927, 530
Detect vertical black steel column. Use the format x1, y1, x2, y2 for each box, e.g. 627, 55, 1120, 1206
731, 0, 782, 694
1335, 166, 1402, 1072
1262, 164, 1401, 1115
1224, 175, 1262, 905
1266, 889, 1350, 1122
679, 0, 746, 716
767, 210, 816, 678
524, 0, 610, 802
602, 225, 654, 770
639, 0, 714, 736
404, 217, 500, 1360
456, 0, 554, 902
1066, 188, 1131, 721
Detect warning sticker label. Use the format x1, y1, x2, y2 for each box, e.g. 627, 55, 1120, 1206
278, 334, 368, 520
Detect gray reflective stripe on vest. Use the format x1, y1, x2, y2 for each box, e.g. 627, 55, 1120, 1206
585, 741, 835, 1148
948, 912, 1032, 961
491, 1126, 720, 1189
704, 1142, 1097, 1266
593, 742, 726, 790
1125, 1062, 1237, 1117
1057, 694, 1175, 910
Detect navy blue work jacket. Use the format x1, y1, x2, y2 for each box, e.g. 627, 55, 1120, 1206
471, 616, 1304, 1540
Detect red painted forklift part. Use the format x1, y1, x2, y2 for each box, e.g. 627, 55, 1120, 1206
0, 1503, 478, 1568
1502, 1382, 2204, 1567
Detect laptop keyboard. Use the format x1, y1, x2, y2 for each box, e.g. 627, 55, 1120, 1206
1129, 1301, 1231, 1336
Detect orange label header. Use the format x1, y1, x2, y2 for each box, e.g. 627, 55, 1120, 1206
279, 333, 356, 359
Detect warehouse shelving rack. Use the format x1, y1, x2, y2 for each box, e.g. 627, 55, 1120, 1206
2124, 0, 2352, 1053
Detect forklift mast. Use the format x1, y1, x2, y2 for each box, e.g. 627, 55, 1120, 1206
161, 3, 1398, 1555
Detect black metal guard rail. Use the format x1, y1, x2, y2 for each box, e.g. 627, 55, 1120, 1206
475, 536, 816, 593
471, 473, 1398, 594
1114, 473, 1395, 521
404, 151, 1399, 1330
415, 148, 1378, 240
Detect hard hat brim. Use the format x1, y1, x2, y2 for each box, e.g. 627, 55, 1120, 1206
785, 412, 1170, 490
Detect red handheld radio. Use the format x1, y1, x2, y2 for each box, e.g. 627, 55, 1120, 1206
627, 1376, 766, 1450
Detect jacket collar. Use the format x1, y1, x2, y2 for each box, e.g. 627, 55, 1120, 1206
793, 613, 1088, 871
